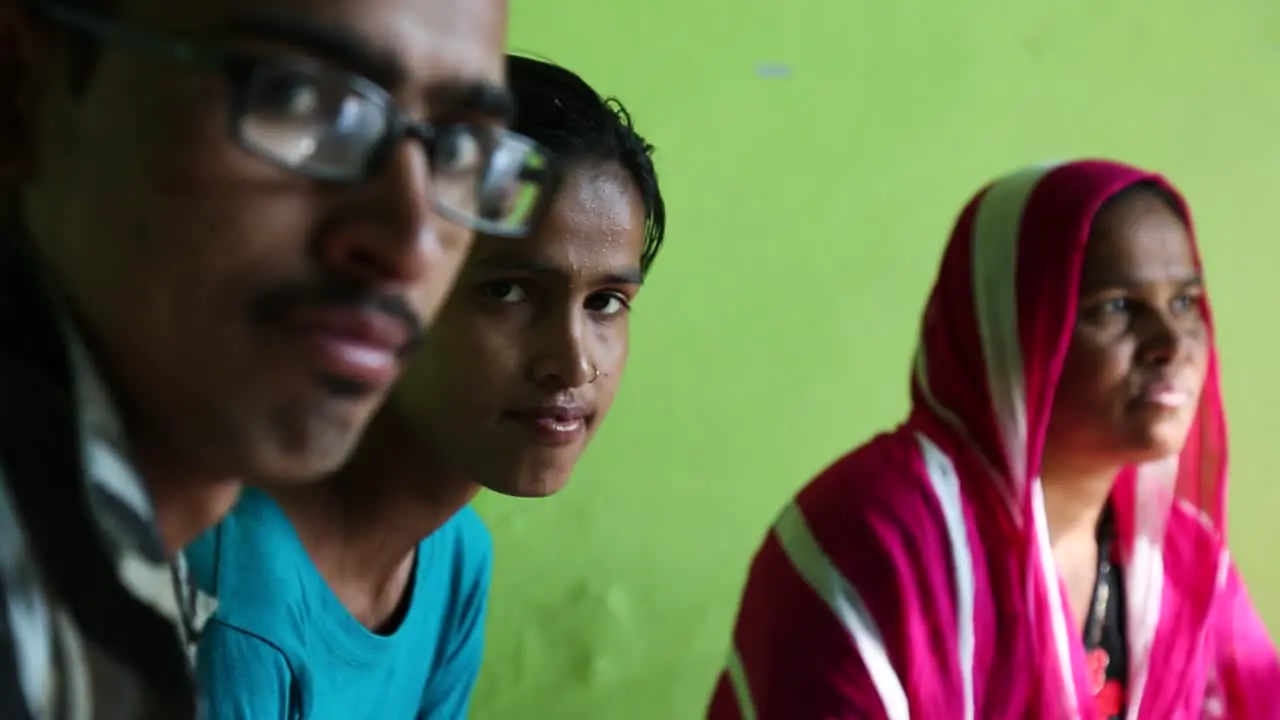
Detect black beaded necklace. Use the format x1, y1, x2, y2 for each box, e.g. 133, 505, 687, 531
1080, 504, 1127, 719
1081, 505, 1116, 652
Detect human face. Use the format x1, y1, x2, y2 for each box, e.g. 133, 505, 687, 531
2, 0, 511, 483
1044, 189, 1209, 471
393, 163, 647, 497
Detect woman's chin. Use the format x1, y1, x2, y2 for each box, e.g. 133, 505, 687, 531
1119, 419, 1193, 463
480, 469, 574, 499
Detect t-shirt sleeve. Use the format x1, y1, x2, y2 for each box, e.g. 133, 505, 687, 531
196, 619, 295, 720
419, 516, 494, 720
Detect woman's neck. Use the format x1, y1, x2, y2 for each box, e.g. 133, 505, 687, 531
1039, 459, 1118, 546
1040, 464, 1118, 632
269, 408, 479, 628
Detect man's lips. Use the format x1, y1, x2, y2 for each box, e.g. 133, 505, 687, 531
269, 307, 412, 389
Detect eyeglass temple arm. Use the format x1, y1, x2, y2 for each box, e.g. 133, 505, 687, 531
23, 0, 221, 68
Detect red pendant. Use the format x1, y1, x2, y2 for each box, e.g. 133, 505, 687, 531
1086, 648, 1109, 694
1086, 648, 1122, 716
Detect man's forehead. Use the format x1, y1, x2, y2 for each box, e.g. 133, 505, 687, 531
140, 0, 508, 89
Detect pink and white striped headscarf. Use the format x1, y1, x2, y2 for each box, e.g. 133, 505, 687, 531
909, 159, 1228, 716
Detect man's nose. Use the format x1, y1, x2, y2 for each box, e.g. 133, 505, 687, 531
315, 142, 466, 289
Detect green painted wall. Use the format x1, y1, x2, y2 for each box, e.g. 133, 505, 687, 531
472, 1, 1280, 716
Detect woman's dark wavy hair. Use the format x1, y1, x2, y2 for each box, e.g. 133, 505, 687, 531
508, 55, 666, 275
1094, 180, 1184, 227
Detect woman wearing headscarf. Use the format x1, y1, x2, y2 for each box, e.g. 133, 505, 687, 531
708, 159, 1279, 719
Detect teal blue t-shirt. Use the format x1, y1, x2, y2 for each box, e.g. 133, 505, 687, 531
186, 489, 492, 720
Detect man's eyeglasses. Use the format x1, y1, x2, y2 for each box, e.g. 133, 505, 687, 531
26, 2, 558, 238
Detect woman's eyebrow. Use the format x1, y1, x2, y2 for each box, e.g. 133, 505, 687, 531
473, 256, 643, 286
1079, 269, 1202, 294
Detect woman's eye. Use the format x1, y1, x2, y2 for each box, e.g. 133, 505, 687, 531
1100, 297, 1130, 314
1079, 295, 1132, 326
1171, 292, 1200, 313
585, 292, 629, 317
480, 281, 527, 304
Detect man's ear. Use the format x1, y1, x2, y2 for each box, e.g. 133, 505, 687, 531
0, 1, 50, 187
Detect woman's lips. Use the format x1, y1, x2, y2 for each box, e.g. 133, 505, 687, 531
1139, 381, 1190, 409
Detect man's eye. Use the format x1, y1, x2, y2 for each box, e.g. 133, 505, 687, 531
480, 282, 527, 304
434, 127, 484, 176
254, 74, 324, 119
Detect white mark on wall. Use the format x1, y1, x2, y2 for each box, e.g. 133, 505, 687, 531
755, 63, 792, 78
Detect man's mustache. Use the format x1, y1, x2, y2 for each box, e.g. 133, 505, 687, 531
251, 279, 425, 357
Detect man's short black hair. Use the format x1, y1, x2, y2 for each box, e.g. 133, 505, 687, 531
30, 0, 109, 94
507, 55, 666, 275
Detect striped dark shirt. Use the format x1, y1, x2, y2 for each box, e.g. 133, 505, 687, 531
0, 237, 213, 719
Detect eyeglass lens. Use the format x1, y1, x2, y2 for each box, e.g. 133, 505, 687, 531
236, 61, 551, 236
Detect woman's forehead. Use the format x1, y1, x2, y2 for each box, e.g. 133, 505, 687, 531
465, 167, 647, 283
1080, 193, 1196, 290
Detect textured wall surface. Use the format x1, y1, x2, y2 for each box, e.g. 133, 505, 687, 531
471, 1, 1280, 716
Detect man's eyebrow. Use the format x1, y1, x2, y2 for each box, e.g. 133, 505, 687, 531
217, 13, 513, 121
219, 12, 406, 89
475, 256, 644, 285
